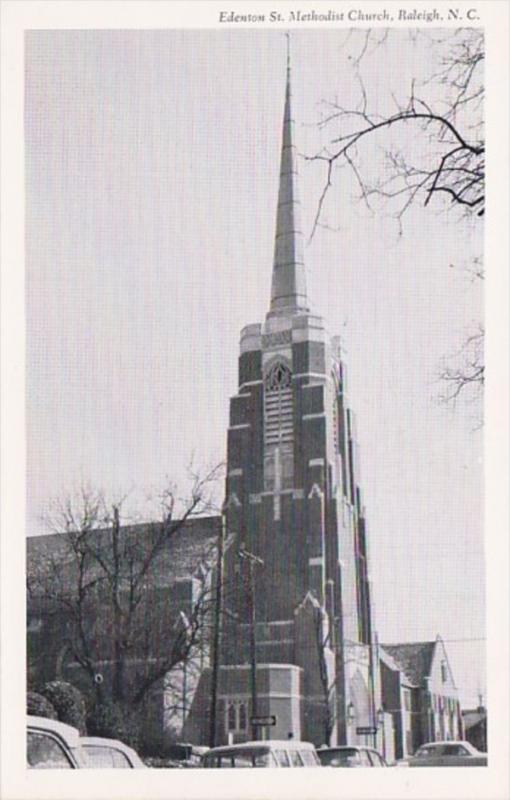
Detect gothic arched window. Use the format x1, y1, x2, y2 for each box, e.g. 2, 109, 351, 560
265, 360, 292, 391
263, 359, 294, 491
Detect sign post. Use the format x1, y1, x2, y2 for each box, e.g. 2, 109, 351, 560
356, 726, 377, 736
250, 715, 277, 727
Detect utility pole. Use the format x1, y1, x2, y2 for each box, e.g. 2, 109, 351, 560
208, 513, 226, 748
238, 548, 263, 741
368, 629, 378, 749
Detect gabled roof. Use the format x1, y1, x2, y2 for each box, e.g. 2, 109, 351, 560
378, 645, 414, 679
381, 641, 437, 685
462, 709, 487, 730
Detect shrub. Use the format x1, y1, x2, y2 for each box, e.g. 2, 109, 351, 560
86, 701, 141, 750
41, 681, 87, 734
27, 691, 58, 720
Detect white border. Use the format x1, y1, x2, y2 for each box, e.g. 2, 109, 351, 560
1, 1, 508, 798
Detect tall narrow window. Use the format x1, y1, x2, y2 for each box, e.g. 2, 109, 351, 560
227, 702, 236, 731
331, 371, 339, 455
264, 359, 294, 489
238, 702, 247, 731
225, 700, 249, 735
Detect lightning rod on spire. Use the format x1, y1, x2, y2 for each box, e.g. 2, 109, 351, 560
285, 31, 291, 71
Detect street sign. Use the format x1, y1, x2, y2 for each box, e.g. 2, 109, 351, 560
250, 715, 276, 726
356, 726, 377, 735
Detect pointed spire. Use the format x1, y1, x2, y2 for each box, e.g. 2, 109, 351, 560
269, 43, 309, 317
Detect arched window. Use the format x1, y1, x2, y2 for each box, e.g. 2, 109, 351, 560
225, 700, 249, 734
264, 359, 294, 491
265, 360, 292, 391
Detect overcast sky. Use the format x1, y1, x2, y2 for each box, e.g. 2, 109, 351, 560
25, 28, 484, 706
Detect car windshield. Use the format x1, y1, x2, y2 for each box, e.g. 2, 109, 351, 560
416, 745, 442, 757
443, 744, 469, 756
318, 748, 361, 766
205, 748, 277, 767
27, 731, 74, 769
83, 745, 132, 768
299, 749, 320, 766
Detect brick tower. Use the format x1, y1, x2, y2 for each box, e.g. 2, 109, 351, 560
215, 60, 377, 748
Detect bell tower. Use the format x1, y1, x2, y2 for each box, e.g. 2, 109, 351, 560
217, 56, 376, 747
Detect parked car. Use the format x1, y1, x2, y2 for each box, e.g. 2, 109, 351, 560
80, 736, 147, 768
27, 716, 89, 768
407, 741, 487, 767
202, 740, 321, 768
317, 745, 387, 768
165, 742, 209, 768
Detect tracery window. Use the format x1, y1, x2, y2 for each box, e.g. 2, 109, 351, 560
225, 700, 248, 734
263, 359, 294, 490
264, 359, 293, 448
265, 361, 292, 391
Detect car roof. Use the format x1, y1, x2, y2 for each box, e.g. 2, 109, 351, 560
206, 740, 316, 753
27, 715, 82, 748
81, 736, 133, 751
319, 746, 379, 753
81, 737, 145, 763
418, 740, 472, 748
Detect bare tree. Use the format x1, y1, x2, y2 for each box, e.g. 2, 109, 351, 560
311, 29, 483, 231
313, 602, 337, 746
27, 467, 223, 711
439, 322, 484, 404
310, 29, 484, 402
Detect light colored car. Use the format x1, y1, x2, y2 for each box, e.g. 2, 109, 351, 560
407, 740, 487, 767
317, 745, 387, 767
202, 739, 321, 768
80, 736, 147, 768
27, 715, 89, 768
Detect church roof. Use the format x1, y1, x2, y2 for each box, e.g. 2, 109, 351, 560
378, 644, 410, 676
462, 709, 487, 730
27, 515, 222, 589
269, 53, 309, 317
381, 641, 437, 686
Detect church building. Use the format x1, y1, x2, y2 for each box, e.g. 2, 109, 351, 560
28, 56, 463, 761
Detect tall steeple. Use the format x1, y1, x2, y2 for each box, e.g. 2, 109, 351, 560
269, 47, 309, 317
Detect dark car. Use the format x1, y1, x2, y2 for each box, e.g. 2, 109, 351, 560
317, 745, 387, 768
165, 743, 209, 768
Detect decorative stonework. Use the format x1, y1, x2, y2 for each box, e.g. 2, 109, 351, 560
264, 360, 292, 391
262, 329, 292, 349
224, 492, 242, 509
